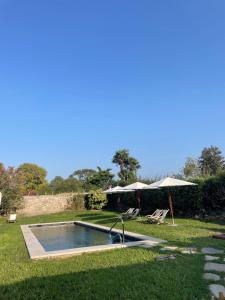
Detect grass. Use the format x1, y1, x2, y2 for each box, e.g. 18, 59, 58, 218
1, 210, 225, 300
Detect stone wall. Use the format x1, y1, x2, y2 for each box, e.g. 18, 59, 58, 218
18, 193, 75, 216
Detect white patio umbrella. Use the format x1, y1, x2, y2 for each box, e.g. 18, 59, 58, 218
104, 186, 123, 194
122, 182, 148, 190
104, 186, 134, 208
144, 177, 197, 226
122, 182, 153, 209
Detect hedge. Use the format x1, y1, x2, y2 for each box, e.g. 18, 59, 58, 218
106, 172, 225, 216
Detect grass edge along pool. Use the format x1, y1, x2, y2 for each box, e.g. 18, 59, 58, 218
21, 221, 167, 259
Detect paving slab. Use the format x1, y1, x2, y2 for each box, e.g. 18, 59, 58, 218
203, 273, 220, 281
202, 247, 224, 255
156, 254, 176, 261
180, 247, 197, 254
205, 263, 225, 273
209, 284, 225, 298
205, 255, 220, 261
160, 246, 178, 251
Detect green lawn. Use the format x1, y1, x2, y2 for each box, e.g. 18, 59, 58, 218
1, 211, 225, 300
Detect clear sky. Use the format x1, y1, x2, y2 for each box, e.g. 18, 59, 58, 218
1, 0, 225, 180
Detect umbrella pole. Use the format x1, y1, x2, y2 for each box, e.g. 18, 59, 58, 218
137, 190, 141, 209
117, 195, 121, 209
168, 192, 175, 225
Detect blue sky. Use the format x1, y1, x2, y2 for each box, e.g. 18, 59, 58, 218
0, 0, 225, 180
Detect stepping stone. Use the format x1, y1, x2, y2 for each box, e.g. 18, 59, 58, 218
181, 247, 197, 254
160, 246, 178, 251
203, 273, 220, 281
209, 284, 225, 298
202, 247, 224, 255
205, 263, 225, 272
205, 255, 220, 261
156, 254, 176, 261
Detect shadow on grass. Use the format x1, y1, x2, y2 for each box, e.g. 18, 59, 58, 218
0, 254, 207, 300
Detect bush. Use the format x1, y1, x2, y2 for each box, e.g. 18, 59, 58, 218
0, 166, 23, 213
198, 172, 225, 210
68, 193, 85, 210
86, 189, 107, 210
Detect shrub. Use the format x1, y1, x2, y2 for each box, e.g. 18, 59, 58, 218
86, 189, 107, 210
199, 172, 225, 210
0, 166, 23, 213
68, 193, 85, 210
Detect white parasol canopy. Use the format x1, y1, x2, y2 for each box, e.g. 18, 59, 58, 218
121, 182, 157, 208
144, 177, 196, 189
144, 177, 197, 225
122, 182, 148, 190
104, 186, 133, 194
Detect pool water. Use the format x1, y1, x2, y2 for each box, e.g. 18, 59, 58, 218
30, 223, 137, 252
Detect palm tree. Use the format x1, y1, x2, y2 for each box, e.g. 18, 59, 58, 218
112, 149, 141, 183
112, 149, 130, 172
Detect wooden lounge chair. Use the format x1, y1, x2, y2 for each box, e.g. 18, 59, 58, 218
121, 208, 135, 216
146, 209, 169, 224
7, 214, 17, 223
147, 209, 163, 219
121, 208, 140, 220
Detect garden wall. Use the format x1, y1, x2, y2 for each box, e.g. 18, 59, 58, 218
18, 193, 77, 216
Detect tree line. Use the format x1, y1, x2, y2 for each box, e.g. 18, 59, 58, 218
1, 146, 225, 213
39, 149, 142, 194
182, 146, 225, 178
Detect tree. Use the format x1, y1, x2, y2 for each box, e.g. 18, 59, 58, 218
72, 169, 96, 182
16, 163, 47, 194
198, 146, 225, 176
112, 149, 130, 172
112, 149, 141, 185
49, 176, 65, 193
0, 164, 23, 213
87, 167, 114, 189
71, 169, 96, 191
183, 157, 201, 178
49, 176, 82, 194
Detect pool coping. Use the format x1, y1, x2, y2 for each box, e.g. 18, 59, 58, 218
21, 221, 167, 259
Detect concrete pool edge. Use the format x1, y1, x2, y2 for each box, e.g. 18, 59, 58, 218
21, 221, 167, 259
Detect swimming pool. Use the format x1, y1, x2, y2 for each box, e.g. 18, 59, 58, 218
30, 223, 138, 251
21, 221, 166, 259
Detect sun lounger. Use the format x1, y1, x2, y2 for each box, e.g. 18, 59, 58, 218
121, 208, 140, 220
147, 209, 163, 219
7, 214, 17, 223
122, 208, 135, 216
146, 209, 169, 224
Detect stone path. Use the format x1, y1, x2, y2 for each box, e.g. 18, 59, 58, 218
202, 247, 224, 255
202, 247, 225, 299
203, 273, 220, 281
160, 246, 197, 255
158, 245, 225, 298
156, 254, 176, 261
205, 255, 220, 261
205, 263, 225, 273
143, 244, 225, 298
180, 247, 197, 254
209, 284, 225, 299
